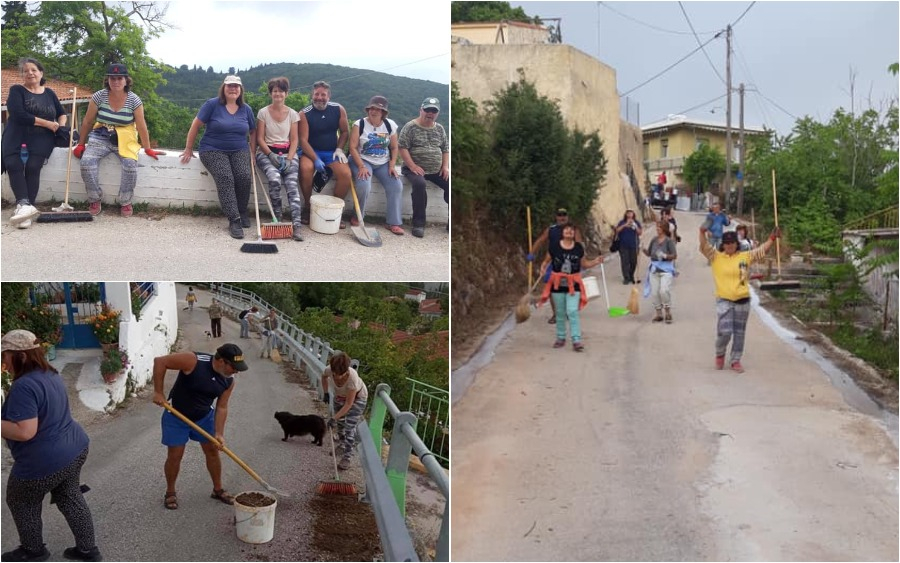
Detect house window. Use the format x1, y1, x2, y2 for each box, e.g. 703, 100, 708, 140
696, 138, 709, 149
660, 139, 668, 158
642, 142, 649, 163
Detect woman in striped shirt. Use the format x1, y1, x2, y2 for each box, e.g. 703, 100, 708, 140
74, 63, 159, 218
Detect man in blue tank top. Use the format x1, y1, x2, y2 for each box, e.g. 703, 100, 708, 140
298, 80, 351, 227
151, 343, 248, 510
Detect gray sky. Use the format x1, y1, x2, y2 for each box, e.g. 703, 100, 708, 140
510, 1, 899, 135
146, 1, 450, 85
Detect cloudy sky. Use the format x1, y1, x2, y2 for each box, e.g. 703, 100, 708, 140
146, 1, 450, 84
509, 1, 898, 135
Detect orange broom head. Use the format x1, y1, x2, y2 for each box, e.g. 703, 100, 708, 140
515, 297, 532, 323
316, 480, 357, 495
260, 222, 294, 240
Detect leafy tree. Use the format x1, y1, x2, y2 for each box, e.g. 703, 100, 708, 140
682, 142, 725, 198
451, 1, 539, 23
450, 82, 497, 221
1, 1, 41, 67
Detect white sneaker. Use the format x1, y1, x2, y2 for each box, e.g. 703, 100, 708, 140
17, 219, 32, 229
10, 203, 40, 225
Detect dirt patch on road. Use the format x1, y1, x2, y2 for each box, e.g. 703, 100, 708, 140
308, 495, 382, 561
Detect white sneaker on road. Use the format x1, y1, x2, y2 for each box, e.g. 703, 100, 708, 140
17, 219, 32, 229
10, 203, 40, 225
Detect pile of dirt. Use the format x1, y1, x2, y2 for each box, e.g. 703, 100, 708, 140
308, 495, 382, 561
235, 491, 276, 507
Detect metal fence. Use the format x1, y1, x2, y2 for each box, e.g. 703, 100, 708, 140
211, 283, 448, 561
407, 378, 449, 468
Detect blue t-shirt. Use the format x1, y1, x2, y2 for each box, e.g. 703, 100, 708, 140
1, 370, 89, 479
197, 98, 256, 153
303, 102, 342, 152
707, 212, 730, 238
616, 219, 642, 249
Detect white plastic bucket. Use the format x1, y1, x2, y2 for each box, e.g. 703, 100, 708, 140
310, 195, 345, 234
234, 491, 277, 544
582, 276, 601, 300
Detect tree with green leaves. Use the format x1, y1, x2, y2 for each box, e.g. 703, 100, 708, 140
451, 1, 540, 24
682, 142, 725, 200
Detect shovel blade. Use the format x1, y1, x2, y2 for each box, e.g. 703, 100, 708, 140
350, 225, 383, 247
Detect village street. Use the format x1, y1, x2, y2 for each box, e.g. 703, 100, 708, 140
1, 287, 378, 562
451, 210, 898, 561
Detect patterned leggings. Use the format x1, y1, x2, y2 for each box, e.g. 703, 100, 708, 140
334, 396, 368, 460
716, 298, 751, 362
255, 152, 303, 228
200, 150, 252, 222
6, 448, 97, 553
80, 131, 138, 205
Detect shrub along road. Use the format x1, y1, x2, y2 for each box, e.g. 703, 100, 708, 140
451, 211, 898, 561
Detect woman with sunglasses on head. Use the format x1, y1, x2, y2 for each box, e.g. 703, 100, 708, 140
699, 225, 780, 373
1, 330, 101, 562
74, 63, 159, 218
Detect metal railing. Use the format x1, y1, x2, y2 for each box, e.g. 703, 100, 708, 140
407, 378, 449, 468
843, 205, 899, 232
211, 283, 448, 561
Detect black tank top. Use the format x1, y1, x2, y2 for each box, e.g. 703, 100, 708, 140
303, 103, 341, 152
168, 353, 234, 421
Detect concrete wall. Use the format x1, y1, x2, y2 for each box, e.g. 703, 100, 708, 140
106, 282, 179, 406
452, 43, 646, 236
452, 22, 550, 44
0, 150, 449, 224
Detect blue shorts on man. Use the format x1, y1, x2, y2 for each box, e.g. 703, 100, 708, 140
161, 408, 216, 446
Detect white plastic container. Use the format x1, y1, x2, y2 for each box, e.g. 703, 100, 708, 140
309, 194, 345, 234
582, 276, 601, 300
234, 491, 277, 544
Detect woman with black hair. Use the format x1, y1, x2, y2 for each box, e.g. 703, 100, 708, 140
2, 58, 67, 229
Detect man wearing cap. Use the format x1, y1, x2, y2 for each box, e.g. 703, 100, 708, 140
152, 344, 248, 510
298, 80, 351, 227
529, 208, 583, 323
74, 63, 160, 217
398, 97, 449, 238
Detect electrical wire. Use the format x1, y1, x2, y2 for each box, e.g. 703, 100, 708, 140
598, 1, 719, 36
644, 93, 727, 125
619, 32, 724, 97
731, 2, 757, 28
678, 1, 726, 85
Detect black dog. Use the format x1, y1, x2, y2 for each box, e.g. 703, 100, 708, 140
274, 411, 325, 445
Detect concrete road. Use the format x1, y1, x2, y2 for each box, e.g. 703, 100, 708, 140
0, 209, 448, 281
451, 211, 898, 561
0, 287, 366, 561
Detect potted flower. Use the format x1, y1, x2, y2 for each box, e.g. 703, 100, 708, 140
99, 347, 129, 384
19, 304, 62, 359
90, 304, 122, 350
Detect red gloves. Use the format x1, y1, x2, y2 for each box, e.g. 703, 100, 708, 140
73, 144, 86, 159
769, 227, 782, 241
144, 147, 160, 160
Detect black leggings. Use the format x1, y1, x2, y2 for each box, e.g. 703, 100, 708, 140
402, 168, 449, 228
6, 448, 97, 553
210, 318, 222, 338
619, 247, 639, 282
3, 153, 47, 204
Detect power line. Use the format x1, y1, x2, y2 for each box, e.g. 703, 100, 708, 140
678, 1, 726, 85
753, 89, 798, 121
598, 1, 719, 36
619, 32, 724, 97
732, 35, 776, 128
731, 2, 757, 28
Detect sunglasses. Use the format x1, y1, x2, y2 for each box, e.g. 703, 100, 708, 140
423, 108, 439, 114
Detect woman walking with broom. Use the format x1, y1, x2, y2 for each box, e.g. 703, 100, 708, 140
699, 225, 780, 373
538, 223, 603, 352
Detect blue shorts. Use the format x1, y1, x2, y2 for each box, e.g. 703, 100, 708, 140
302, 150, 337, 166
161, 408, 215, 447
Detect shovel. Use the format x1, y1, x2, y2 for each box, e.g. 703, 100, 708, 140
348, 175, 382, 248
161, 402, 289, 497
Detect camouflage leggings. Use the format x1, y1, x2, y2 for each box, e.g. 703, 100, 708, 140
80, 131, 138, 204
255, 151, 303, 228
333, 396, 367, 461
716, 298, 751, 362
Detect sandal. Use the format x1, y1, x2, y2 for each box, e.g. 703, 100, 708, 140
164, 492, 178, 510
547, 317, 556, 324
552, 339, 565, 348
385, 224, 405, 236
210, 488, 235, 505
339, 220, 347, 230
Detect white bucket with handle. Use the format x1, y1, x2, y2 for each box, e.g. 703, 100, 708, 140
582, 276, 601, 300
310, 195, 345, 234
234, 491, 277, 544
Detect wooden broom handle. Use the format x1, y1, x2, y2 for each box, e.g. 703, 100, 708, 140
64, 88, 76, 205
772, 169, 782, 276
527, 206, 533, 291
162, 402, 266, 484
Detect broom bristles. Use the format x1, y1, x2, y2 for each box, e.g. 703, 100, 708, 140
240, 239, 279, 253
261, 222, 293, 240
316, 480, 357, 495
515, 295, 533, 323
36, 212, 93, 223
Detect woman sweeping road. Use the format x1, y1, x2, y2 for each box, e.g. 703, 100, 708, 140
538, 223, 603, 352
699, 226, 780, 373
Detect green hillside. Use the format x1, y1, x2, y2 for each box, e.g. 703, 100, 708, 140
157, 62, 449, 129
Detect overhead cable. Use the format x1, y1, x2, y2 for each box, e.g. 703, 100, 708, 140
679, 1, 726, 85
619, 32, 723, 97
598, 1, 719, 36
731, 2, 757, 28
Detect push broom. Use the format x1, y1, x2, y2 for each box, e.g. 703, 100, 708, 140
316, 426, 358, 495
37, 88, 93, 223
240, 153, 279, 253
254, 159, 293, 240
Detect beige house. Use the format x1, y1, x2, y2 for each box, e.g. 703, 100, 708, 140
642, 114, 767, 193
451, 20, 552, 45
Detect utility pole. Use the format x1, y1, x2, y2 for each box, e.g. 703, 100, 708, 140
724, 24, 732, 209
737, 83, 746, 216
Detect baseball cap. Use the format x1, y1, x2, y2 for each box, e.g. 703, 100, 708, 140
1, 329, 40, 352
556, 208, 568, 215
107, 63, 128, 76
421, 97, 440, 111
365, 95, 389, 115
223, 75, 242, 86
721, 231, 739, 247
216, 343, 248, 371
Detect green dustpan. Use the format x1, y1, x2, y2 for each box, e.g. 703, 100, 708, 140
599, 263, 631, 318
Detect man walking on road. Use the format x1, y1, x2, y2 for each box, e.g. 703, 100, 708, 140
152, 344, 248, 510
208, 298, 223, 338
